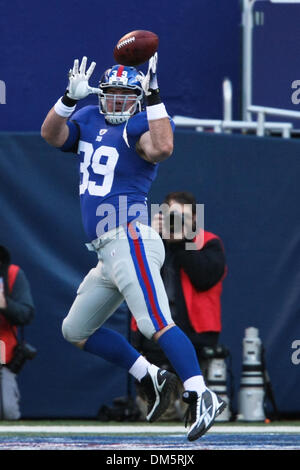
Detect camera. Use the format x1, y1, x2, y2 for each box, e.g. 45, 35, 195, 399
202, 345, 231, 422
7, 342, 37, 374
237, 327, 265, 421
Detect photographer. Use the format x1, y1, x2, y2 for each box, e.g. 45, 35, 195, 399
131, 191, 226, 419
0, 245, 35, 420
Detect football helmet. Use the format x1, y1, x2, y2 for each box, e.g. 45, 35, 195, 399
99, 65, 145, 124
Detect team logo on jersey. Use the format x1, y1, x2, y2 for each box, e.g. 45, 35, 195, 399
96, 129, 108, 142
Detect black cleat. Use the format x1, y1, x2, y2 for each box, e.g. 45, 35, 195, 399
140, 364, 177, 422
183, 388, 227, 441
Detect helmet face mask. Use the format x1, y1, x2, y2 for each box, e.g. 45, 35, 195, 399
99, 65, 144, 124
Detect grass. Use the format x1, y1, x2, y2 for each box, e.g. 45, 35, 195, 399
0, 420, 299, 439
0, 419, 300, 426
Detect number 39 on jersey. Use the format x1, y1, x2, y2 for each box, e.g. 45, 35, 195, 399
79, 141, 119, 197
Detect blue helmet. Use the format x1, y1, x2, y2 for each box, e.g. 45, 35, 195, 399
99, 65, 145, 124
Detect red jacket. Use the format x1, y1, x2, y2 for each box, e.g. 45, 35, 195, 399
180, 231, 225, 333
0, 264, 20, 363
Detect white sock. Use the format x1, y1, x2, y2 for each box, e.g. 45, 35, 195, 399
183, 375, 206, 396
129, 355, 151, 382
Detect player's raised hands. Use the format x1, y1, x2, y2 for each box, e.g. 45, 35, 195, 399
66, 57, 101, 100
141, 52, 158, 96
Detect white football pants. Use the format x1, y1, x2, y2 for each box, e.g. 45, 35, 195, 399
62, 222, 173, 342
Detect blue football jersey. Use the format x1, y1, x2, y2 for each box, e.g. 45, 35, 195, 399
60, 105, 174, 241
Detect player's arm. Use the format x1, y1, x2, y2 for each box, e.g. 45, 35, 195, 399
136, 118, 173, 163
41, 109, 70, 147
137, 54, 174, 163
41, 57, 100, 148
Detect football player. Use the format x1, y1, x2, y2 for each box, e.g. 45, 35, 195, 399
41, 55, 225, 439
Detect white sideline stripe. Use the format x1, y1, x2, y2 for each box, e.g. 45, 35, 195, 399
0, 425, 299, 434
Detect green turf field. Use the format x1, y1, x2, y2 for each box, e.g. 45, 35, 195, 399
0, 419, 299, 437
0, 420, 299, 450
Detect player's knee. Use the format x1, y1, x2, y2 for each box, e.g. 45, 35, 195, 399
62, 317, 90, 349
62, 318, 82, 346
61, 318, 70, 340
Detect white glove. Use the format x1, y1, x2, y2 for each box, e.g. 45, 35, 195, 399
141, 53, 159, 96
66, 56, 101, 100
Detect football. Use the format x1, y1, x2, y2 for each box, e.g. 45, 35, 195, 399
113, 30, 159, 67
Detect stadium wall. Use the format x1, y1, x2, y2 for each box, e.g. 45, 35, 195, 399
0, 131, 300, 417
0, 0, 241, 131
